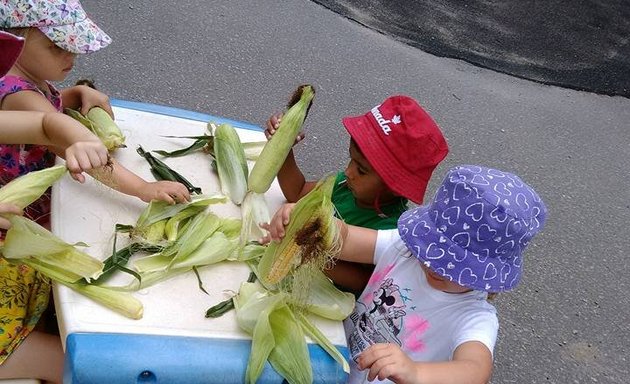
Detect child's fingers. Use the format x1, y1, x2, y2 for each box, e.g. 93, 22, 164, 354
280, 203, 296, 225
258, 222, 272, 244
65, 154, 80, 173
69, 172, 86, 184
0, 203, 24, 216
99, 104, 115, 119
0, 216, 12, 230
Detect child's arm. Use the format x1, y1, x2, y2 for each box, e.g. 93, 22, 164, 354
2, 91, 190, 204
261, 203, 377, 264
92, 161, 191, 204
264, 113, 316, 202
0, 111, 109, 182
60, 85, 115, 117
357, 341, 493, 384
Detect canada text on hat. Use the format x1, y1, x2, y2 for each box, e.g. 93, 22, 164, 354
370, 104, 401, 136
0, 0, 111, 54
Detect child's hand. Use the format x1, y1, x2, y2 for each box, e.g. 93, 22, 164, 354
0, 203, 23, 230
72, 85, 115, 118
258, 203, 296, 243
357, 343, 419, 384
264, 112, 305, 145
65, 141, 110, 183
138, 181, 191, 205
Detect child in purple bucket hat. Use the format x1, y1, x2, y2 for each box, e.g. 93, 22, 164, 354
264, 164, 547, 383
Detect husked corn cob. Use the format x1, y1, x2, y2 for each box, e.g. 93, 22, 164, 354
248, 85, 315, 194
264, 238, 302, 285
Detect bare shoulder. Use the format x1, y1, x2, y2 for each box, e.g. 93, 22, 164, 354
3, 89, 57, 113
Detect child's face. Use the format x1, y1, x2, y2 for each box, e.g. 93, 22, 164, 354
15, 28, 76, 82
344, 140, 395, 207
421, 264, 472, 293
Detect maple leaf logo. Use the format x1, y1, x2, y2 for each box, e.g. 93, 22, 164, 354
391, 115, 401, 124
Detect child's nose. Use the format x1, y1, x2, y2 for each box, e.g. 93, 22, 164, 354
344, 164, 355, 180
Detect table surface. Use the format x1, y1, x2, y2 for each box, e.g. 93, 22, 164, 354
50, 100, 348, 382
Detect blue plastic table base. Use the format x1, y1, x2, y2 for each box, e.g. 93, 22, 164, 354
64, 333, 349, 384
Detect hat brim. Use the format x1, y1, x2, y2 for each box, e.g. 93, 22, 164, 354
0, 31, 24, 77
343, 114, 431, 204
39, 18, 111, 54
397, 205, 522, 292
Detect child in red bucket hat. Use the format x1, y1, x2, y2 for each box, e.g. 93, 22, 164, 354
0, 30, 111, 384
263, 164, 547, 384
266, 94, 448, 293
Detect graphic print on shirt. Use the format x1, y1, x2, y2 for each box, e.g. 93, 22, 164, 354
347, 277, 407, 361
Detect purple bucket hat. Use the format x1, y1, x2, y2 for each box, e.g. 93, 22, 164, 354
398, 165, 547, 292
0, 0, 111, 54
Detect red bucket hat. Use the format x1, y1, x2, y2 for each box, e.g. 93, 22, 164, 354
0, 31, 24, 77
342, 95, 448, 204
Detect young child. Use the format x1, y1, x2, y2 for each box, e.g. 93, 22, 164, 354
0, 30, 109, 384
266, 95, 449, 293
0, 0, 190, 206
264, 164, 548, 383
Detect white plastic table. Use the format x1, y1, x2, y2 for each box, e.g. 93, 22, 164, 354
51, 100, 348, 384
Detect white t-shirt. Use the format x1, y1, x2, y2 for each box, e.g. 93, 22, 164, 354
343, 229, 499, 384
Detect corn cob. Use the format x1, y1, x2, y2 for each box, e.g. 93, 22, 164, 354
257, 174, 339, 287
213, 123, 249, 205
65, 107, 125, 150
248, 85, 315, 193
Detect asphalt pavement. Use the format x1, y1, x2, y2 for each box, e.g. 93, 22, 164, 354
313, 0, 630, 97
68, 1, 629, 383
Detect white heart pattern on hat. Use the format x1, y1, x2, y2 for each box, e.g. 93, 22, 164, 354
398, 165, 547, 292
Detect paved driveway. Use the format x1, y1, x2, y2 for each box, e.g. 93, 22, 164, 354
314, 0, 630, 97
70, 1, 630, 382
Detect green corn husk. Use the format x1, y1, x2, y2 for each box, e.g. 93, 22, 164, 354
0, 165, 66, 210
134, 194, 227, 233
2, 215, 103, 282
19, 257, 143, 319
106, 212, 241, 291
240, 191, 270, 245
234, 281, 350, 383
248, 85, 315, 194
133, 231, 235, 273
288, 270, 355, 321
0, 216, 143, 319
65, 107, 126, 150
294, 311, 350, 374
137, 146, 202, 194
213, 123, 249, 205
154, 134, 265, 161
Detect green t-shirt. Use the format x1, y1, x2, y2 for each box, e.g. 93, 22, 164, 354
331, 172, 408, 230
